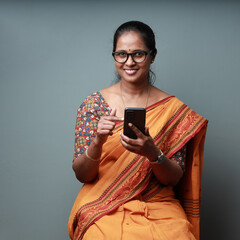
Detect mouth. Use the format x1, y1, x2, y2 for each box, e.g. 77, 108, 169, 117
124, 69, 138, 75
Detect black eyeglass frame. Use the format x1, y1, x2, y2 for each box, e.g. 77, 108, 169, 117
112, 50, 152, 63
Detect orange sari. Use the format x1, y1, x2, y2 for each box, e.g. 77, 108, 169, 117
68, 96, 208, 240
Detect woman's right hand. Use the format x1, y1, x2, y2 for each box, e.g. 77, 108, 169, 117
94, 108, 121, 146
73, 108, 121, 183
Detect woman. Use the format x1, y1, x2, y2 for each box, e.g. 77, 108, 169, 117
68, 21, 208, 240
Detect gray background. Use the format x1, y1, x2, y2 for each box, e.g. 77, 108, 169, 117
1, 0, 239, 239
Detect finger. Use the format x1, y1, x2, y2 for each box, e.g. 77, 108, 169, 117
120, 136, 139, 152
100, 120, 116, 127
110, 108, 123, 121
110, 108, 116, 116
98, 122, 117, 134
98, 129, 113, 135
128, 123, 144, 138
99, 125, 115, 132
145, 126, 150, 136
120, 132, 139, 146
103, 115, 123, 122
120, 132, 130, 143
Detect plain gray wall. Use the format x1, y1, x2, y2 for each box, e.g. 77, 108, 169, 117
1, 0, 240, 239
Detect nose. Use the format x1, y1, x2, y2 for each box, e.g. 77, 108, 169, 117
125, 54, 136, 66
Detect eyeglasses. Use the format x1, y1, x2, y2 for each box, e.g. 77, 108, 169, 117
112, 50, 152, 63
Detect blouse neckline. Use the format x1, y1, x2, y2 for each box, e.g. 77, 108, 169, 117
96, 91, 175, 112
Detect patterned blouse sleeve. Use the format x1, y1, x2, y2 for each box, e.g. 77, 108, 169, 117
170, 144, 187, 171
74, 92, 110, 159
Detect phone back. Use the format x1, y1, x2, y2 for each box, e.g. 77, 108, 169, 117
124, 108, 146, 139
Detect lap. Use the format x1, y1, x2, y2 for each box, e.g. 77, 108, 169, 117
83, 200, 196, 240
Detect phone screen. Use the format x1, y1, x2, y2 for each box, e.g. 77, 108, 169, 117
123, 108, 146, 139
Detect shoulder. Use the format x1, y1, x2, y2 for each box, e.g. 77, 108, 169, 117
99, 83, 120, 99
149, 87, 208, 122
78, 91, 110, 117
148, 86, 171, 106
81, 91, 101, 105
164, 95, 207, 123
150, 86, 170, 98
79, 91, 104, 109
99, 83, 122, 109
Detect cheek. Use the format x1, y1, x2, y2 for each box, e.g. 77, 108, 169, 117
141, 62, 151, 72
115, 62, 122, 73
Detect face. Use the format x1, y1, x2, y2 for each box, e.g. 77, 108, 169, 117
114, 31, 155, 84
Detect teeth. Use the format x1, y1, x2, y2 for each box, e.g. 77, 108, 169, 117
125, 70, 137, 73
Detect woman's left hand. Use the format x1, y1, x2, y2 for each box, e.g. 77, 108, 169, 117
120, 123, 159, 160
121, 123, 183, 186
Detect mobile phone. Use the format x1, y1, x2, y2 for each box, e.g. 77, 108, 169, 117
123, 108, 146, 139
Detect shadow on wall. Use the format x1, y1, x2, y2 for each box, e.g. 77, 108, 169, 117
201, 150, 236, 239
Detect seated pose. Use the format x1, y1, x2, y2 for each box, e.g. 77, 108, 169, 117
68, 21, 208, 240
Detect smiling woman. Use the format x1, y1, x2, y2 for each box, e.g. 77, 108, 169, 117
68, 21, 208, 240
113, 30, 155, 87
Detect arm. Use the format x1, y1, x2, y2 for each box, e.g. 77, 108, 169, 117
72, 108, 121, 183
120, 124, 184, 186
72, 139, 102, 183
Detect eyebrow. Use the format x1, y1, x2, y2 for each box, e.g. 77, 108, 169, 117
115, 49, 147, 52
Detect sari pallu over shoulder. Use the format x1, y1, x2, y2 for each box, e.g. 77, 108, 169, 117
68, 96, 208, 240
147, 97, 208, 239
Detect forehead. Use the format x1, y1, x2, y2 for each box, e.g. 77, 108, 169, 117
116, 31, 147, 51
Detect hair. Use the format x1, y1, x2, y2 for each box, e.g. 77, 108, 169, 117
113, 20, 157, 84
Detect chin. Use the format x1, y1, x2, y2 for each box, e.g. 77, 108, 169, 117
122, 75, 148, 84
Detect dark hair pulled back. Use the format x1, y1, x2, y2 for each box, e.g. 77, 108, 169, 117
113, 21, 157, 84
113, 21, 157, 56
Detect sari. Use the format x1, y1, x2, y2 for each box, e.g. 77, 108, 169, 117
68, 94, 208, 240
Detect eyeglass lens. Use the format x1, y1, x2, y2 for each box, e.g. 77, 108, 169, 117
114, 51, 147, 63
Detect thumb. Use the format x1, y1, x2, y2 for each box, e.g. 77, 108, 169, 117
145, 126, 150, 136
110, 108, 117, 116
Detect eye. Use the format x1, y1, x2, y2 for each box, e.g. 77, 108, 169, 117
115, 52, 127, 58
134, 51, 145, 57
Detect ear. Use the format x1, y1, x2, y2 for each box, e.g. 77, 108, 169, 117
151, 49, 157, 64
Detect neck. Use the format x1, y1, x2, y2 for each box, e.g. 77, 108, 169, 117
120, 80, 149, 96
119, 80, 150, 108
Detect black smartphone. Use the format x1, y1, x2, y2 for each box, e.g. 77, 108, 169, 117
123, 108, 146, 139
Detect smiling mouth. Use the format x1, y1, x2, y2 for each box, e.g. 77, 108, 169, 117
124, 69, 138, 75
